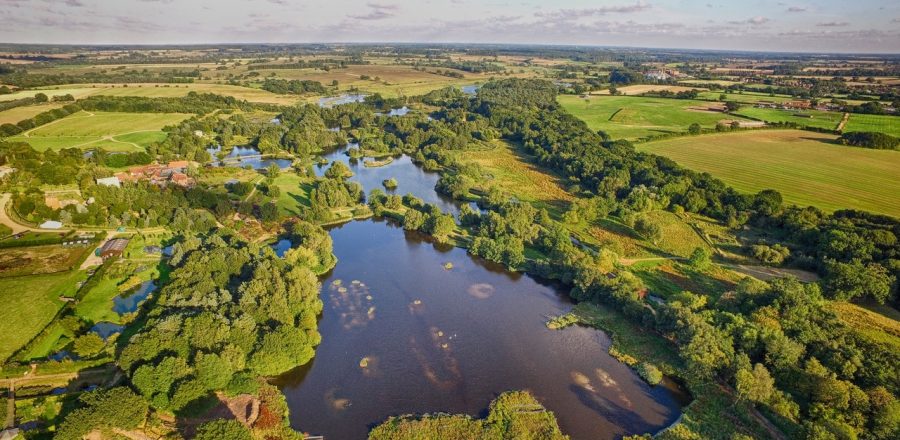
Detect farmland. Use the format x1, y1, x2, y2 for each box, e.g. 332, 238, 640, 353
0, 270, 84, 362
8, 110, 191, 151
637, 130, 900, 217
0, 244, 92, 278
843, 113, 900, 136
558, 94, 748, 140
0, 102, 65, 124
732, 106, 844, 131
0, 83, 300, 105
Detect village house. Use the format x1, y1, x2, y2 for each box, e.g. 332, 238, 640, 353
113, 161, 196, 188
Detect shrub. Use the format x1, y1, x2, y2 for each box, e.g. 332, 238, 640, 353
635, 362, 663, 385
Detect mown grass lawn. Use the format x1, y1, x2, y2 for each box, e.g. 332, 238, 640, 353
0, 270, 85, 362
636, 130, 900, 217
272, 172, 313, 216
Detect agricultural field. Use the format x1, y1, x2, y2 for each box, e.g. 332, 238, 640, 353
1, 83, 300, 105
454, 141, 573, 217
0, 244, 92, 278
843, 113, 900, 137
637, 130, 900, 217
0, 102, 65, 124
732, 107, 844, 131
558, 94, 749, 140
0, 270, 85, 362
696, 90, 795, 104
595, 84, 705, 95
7, 110, 191, 151
247, 64, 489, 98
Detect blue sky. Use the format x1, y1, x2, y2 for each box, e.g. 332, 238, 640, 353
1, 0, 898, 53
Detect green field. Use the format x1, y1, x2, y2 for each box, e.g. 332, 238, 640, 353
0, 83, 301, 105
0, 103, 65, 125
844, 113, 900, 137
637, 130, 900, 217
8, 111, 190, 151
695, 91, 795, 104
0, 271, 85, 362
272, 173, 312, 215
733, 107, 843, 130
558, 95, 748, 140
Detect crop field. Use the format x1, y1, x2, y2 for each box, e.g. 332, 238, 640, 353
558, 95, 749, 140
0, 270, 84, 362
695, 91, 795, 104
8, 110, 190, 151
733, 107, 843, 130
455, 141, 573, 217
595, 84, 706, 95
637, 130, 900, 217
0, 103, 65, 124
0, 244, 92, 278
0, 83, 300, 105
843, 113, 900, 136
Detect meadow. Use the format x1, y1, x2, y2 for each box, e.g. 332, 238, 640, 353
0, 270, 85, 362
454, 141, 573, 217
272, 172, 313, 216
637, 130, 900, 217
843, 113, 900, 137
732, 106, 844, 131
0, 244, 92, 278
8, 110, 190, 151
558, 95, 748, 140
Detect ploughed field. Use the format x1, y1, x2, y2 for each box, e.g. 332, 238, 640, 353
636, 130, 900, 217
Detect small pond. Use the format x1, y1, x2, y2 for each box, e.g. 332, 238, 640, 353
318, 94, 368, 108
206, 146, 293, 170
90, 322, 125, 341
112, 280, 156, 315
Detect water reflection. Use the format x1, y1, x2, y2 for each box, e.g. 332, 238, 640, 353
275, 220, 686, 440
206, 146, 292, 170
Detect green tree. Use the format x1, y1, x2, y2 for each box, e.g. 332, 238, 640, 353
735, 363, 775, 404
688, 123, 702, 135
688, 247, 711, 271
73, 333, 105, 357
194, 419, 253, 440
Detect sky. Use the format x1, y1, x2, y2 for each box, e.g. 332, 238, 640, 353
1, 0, 899, 53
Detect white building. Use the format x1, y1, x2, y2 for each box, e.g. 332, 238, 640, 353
40, 220, 63, 229
96, 176, 121, 187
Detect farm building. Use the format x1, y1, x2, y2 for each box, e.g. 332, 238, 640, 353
39, 220, 63, 229
96, 176, 121, 187
99, 238, 130, 259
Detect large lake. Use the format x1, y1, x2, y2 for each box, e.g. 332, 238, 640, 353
276, 145, 686, 439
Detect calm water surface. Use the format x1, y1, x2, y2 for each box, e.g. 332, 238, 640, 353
206, 146, 292, 170
315, 144, 461, 215
275, 220, 686, 440
277, 137, 686, 439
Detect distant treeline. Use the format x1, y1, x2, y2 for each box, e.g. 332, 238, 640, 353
247, 57, 367, 71
0, 68, 199, 88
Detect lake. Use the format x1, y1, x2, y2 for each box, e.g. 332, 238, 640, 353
315, 143, 461, 215
275, 219, 687, 439
319, 94, 368, 108
206, 146, 293, 170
